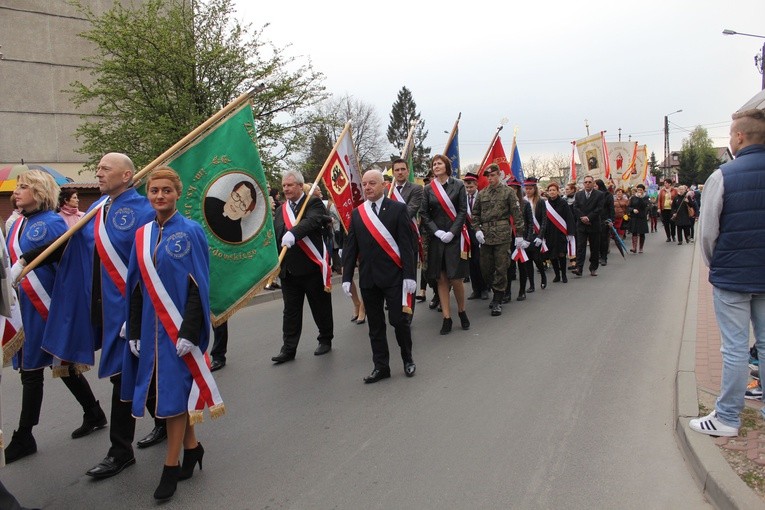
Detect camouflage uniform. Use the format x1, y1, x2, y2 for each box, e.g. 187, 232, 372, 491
472, 183, 524, 300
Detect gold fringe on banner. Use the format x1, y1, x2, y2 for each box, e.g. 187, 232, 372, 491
51, 365, 69, 378
2, 331, 24, 366
210, 267, 279, 327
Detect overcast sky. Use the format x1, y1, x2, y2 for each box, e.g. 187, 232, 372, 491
234, 0, 764, 168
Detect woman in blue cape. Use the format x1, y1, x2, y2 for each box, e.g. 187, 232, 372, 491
5, 170, 105, 463
122, 167, 222, 501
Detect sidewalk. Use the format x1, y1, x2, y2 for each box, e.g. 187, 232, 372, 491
676, 241, 765, 509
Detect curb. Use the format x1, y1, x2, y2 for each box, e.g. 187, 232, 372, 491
675, 239, 765, 509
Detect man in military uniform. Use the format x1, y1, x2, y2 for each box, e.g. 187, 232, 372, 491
471, 164, 525, 316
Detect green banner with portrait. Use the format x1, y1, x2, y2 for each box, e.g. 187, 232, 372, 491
163, 101, 278, 325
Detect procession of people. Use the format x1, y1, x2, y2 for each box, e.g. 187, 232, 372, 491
0, 149, 699, 504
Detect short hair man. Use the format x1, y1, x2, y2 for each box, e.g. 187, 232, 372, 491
342, 169, 417, 383
463, 172, 488, 300
691, 108, 765, 437
571, 175, 605, 276
270, 170, 334, 363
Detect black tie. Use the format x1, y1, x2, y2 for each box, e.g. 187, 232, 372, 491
469, 195, 474, 210
586, 192, 591, 200
397, 185, 403, 194
372, 202, 378, 215
290, 201, 298, 214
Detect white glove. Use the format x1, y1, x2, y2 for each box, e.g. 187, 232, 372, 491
514, 237, 524, 248
521, 240, 531, 249
342, 281, 352, 297
176, 338, 194, 357
281, 231, 296, 248
10, 260, 24, 282
440, 231, 454, 243
129, 339, 140, 357
434, 230, 446, 240
475, 231, 485, 245
119, 322, 126, 339
403, 279, 417, 294
533, 237, 543, 247
566, 235, 575, 243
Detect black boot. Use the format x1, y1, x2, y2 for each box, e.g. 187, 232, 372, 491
72, 400, 108, 439
501, 283, 512, 304
527, 267, 535, 293
439, 318, 452, 335
491, 292, 503, 316
458, 311, 470, 330
179, 443, 205, 480
5, 430, 37, 464
154, 464, 181, 501
552, 259, 561, 282
540, 270, 547, 289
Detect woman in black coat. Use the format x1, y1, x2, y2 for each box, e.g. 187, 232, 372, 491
542, 182, 575, 283
420, 155, 470, 334
671, 184, 695, 245
505, 180, 535, 302
627, 184, 649, 253
523, 178, 548, 292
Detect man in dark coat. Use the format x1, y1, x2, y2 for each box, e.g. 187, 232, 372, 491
271, 170, 334, 363
572, 175, 605, 276
463, 172, 489, 300
342, 169, 417, 383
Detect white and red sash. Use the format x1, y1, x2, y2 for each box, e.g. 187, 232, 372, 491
282, 202, 332, 291
530, 204, 549, 254
545, 201, 576, 257
94, 198, 128, 296
508, 216, 529, 263
8, 218, 51, 320
1, 297, 23, 364
136, 223, 224, 421
389, 186, 423, 263
358, 201, 413, 313
430, 179, 470, 259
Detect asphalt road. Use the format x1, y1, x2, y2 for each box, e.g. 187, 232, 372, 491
0, 232, 711, 509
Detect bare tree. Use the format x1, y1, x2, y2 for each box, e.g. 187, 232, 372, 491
313, 94, 387, 169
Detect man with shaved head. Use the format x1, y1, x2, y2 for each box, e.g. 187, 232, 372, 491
342, 169, 417, 383
691, 109, 765, 438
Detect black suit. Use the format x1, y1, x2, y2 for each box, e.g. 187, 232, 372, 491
273, 194, 333, 353
572, 189, 605, 272
393, 181, 424, 221
343, 197, 416, 371
465, 191, 487, 294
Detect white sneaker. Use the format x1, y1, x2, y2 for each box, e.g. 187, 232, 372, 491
689, 411, 739, 437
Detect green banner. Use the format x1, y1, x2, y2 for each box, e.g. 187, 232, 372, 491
165, 102, 278, 325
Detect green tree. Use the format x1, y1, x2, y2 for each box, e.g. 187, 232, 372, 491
678, 127, 721, 185
302, 124, 334, 183
69, 0, 327, 179
386, 86, 430, 176
649, 151, 662, 180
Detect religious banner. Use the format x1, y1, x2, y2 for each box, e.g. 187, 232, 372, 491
162, 101, 279, 325
321, 124, 363, 231
608, 141, 635, 182
576, 132, 609, 183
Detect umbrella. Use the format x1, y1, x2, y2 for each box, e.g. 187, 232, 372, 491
609, 223, 627, 259
0, 164, 73, 192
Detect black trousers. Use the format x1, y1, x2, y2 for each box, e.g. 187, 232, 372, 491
108, 373, 162, 461
281, 271, 333, 353
599, 222, 611, 260
361, 284, 413, 371
18, 364, 97, 430
468, 229, 487, 294
661, 209, 676, 240
210, 321, 228, 363
575, 226, 600, 272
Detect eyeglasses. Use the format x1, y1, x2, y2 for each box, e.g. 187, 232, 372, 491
230, 190, 250, 211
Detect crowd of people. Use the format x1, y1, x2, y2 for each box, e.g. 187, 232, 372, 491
0, 138, 720, 507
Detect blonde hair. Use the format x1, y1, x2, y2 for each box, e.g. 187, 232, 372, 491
146, 166, 182, 194
18, 169, 59, 211
732, 109, 765, 145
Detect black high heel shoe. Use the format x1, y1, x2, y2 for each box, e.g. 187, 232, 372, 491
154, 464, 181, 501
179, 442, 204, 481
440, 317, 452, 335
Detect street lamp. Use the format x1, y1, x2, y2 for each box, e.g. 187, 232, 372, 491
663, 109, 682, 179
723, 29, 765, 90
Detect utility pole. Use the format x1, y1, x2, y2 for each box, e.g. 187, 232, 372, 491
618, 127, 622, 141
663, 109, 682, 180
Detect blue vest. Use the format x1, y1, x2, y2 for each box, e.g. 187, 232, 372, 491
709, 144, 765, 292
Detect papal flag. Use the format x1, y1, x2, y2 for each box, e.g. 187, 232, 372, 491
321, 123, 363, 231
576, 131, 610, 182
163, 101, 279, 325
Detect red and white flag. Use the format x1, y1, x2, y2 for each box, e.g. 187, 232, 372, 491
321, 125, 363, 231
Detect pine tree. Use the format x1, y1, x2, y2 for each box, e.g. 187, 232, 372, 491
386, 86, 430, 176
302, 125, 334, 183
